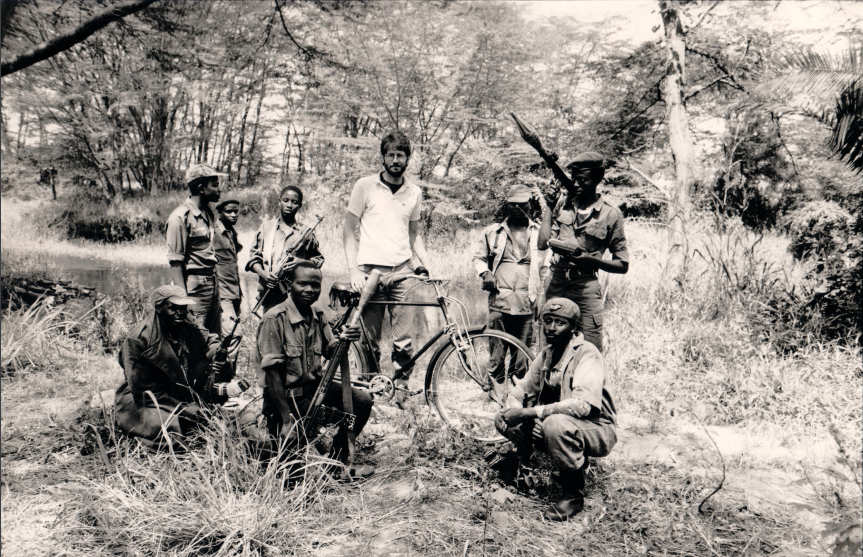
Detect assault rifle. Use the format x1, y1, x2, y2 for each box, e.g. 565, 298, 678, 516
300, 269, 381, 477
253, 215, 324, 314
204, 316, 250, 403
510, 112, 574, 193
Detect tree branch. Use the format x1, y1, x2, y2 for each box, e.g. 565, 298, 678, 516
771, 112, 800, 178
685, 0, 721, 34
1, 0, 160, 77
598, 90, 663, 146
685, 74, 741, 101
274, 0, 323, 62
623, 157, 669, 198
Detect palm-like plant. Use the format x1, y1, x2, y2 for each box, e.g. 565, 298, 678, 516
746, 45, 862, 173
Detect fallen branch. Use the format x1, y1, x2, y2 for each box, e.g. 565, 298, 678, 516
688, 411, 726, 514
623, 158, 669, 198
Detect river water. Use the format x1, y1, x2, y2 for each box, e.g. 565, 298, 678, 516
20, 250, 491, 336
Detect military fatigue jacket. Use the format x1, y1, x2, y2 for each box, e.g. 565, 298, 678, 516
472, 218, 548, 315
246, 218, 324, 300
257, 296, 337, 390
213, 219, 243, 301
115, 312, 220, 411
549, 194, 628, 276
165, 199, 219, 272
506, 333, 616, 425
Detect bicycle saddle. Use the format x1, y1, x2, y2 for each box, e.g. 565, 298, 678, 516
331, 281, 352, 293
329, 281, 358, 308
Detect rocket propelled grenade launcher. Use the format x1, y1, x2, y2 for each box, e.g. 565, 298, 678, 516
510, 112, 574, 191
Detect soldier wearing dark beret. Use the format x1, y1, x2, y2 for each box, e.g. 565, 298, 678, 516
537, 151, 629, 351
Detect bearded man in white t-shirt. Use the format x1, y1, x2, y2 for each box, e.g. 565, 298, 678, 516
343, 131, 433, 407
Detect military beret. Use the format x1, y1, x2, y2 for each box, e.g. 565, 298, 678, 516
565, 151, 605, 171
541, 297, 580, 323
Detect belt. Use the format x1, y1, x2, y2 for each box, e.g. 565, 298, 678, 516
360, 260, 410, 273
551, 267, 597, 281
186, 268, 216, 276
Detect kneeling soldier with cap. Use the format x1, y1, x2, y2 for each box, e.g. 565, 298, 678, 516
537, 152, 629, 352
257, 261, 375, 478
494, 297, 617, 521
114, 285, 242, 450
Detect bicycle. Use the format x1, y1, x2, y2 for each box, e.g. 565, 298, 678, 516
327, 273, 535, 443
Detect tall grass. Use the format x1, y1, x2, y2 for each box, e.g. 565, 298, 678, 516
1, 300, 80, 375
56, 400, 821, 556
67, 414, 342, 556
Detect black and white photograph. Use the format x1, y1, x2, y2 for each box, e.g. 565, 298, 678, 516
1, 0, 861, 555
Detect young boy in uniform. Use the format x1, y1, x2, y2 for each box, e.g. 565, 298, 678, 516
213, 199, 243, 377
257, 262, 374, 478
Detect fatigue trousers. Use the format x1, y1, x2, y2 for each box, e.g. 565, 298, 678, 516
219, 298, 243, 378
496, 414, 617, 471
265, 381, 373, 463
545, 274, 603, 351
115, 394, 205, 444
186, 273, 221, 337
360, 262, 416, 382
488, 310, 533, 383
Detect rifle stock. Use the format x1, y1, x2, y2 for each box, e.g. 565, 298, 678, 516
303, 270, 382, 439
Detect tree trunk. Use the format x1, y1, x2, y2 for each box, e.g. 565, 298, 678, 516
246, 80, 266, 187
235, 88, 253, 186
15, 110, 26, 155
280, 123, 292, 184
659, 0, 692, 280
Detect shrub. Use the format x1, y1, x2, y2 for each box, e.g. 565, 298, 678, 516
786, 200, 853, 259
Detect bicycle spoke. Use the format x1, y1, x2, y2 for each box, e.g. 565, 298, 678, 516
429, 331, 533, 443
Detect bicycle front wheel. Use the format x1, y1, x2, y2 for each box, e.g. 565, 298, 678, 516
427, 330, 534, 443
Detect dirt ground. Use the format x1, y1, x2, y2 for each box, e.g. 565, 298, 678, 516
2, 379, 857, 556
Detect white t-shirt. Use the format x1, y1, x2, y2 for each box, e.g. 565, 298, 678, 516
347, 173, 422, 266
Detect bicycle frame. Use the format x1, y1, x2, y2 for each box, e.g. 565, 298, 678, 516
334, 278, 494, 392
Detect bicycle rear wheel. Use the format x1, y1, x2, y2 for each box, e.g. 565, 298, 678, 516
427, 330, 534, 443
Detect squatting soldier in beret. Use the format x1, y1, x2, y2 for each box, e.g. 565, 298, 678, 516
537, 152, 629, 351
494, 298, 617, 521
166, 164, 226, 337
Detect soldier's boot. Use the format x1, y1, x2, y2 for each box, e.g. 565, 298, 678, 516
545, 465, 585, 521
